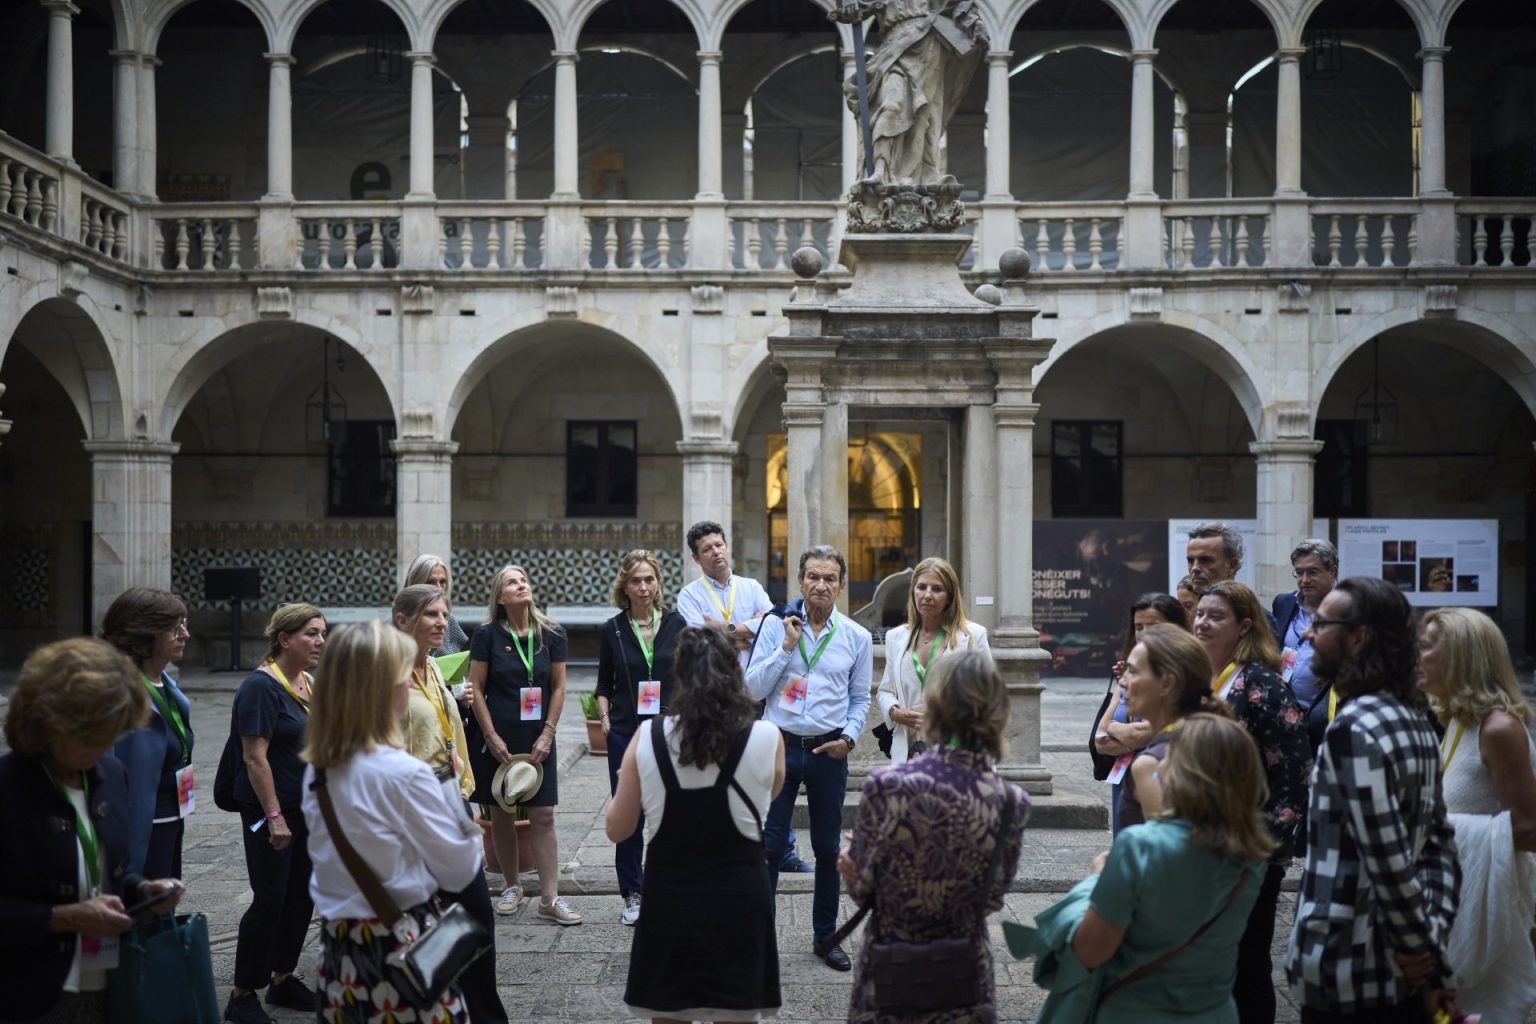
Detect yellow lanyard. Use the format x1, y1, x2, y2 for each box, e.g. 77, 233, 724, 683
1327, 687, 1339, 723
1158, 722, 1176, 736
265, 658, 311, 714
1440, 721, 1466, 774
704, 576, 736, 622
413, 665, 454, 746
1211, 661, 1240, 697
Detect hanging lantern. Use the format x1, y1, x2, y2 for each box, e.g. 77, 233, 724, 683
366, 36, 403, 85
1352, 339, 1398, 446
305, 337, 349, 445
1303, 27, 1343, 80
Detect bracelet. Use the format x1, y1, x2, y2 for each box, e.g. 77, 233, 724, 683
264, 810, 283, 821
542, 722, 557, 734
600, 713, 609, 720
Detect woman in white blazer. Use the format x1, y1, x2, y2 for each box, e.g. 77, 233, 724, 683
877, 557, 990, 761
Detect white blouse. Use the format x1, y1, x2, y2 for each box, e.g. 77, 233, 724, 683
635, 718, 780, 845
301, 747, 481, 920
876, 622, 990, 761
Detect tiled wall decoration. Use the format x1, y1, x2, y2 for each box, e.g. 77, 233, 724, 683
0, 524, 54, 621
453, 520, 686, 610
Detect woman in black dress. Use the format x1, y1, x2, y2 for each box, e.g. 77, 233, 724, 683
594, 549, 686, 926
606, 626, 785, 1023
466, 564, 580, 925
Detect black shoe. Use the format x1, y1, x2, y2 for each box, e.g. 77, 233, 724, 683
781, 854, 816, 873
223, 991, 274, 1024
821, 945, 852, 971
265, 974, 319, 1012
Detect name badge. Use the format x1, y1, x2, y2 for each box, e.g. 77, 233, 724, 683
176, 764, 196, 818
637, 680, 662, 716
81, 934, 120, 971
1280, 647, 1297, 684
520, 687, 543, 721
1106, 753, 1132, 786
779, 676, 808, 715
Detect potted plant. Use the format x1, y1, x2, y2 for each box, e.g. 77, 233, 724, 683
577, 691, 606, 754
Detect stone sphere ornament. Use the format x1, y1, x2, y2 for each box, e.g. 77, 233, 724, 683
973, 284, 1003, 306
998, 247, 1032, 280
791, 246, 824, 279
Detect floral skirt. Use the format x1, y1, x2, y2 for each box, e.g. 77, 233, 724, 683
316, 903, 469, 1024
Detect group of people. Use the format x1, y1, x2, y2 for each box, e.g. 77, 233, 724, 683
1071, 521, 1536, 1023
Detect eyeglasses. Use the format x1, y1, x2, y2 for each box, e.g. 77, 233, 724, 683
1292, 567, 1329, 579
1310, 617, 1355, 631
168, 619, 190, 637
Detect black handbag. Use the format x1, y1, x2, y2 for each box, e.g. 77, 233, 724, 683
1089, 673, 1119, 781
310, 769, 492, 1012
872, 722, 894, 758
817, 787, 1017, 1013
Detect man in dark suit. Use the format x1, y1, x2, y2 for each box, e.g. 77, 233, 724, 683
1272, 538, 1339, 719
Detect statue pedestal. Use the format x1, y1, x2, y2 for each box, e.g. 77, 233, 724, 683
835, 233, 984, 312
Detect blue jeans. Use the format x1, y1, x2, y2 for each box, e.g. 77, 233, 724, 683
606, 728, 645, 896
763, 741, 848, 943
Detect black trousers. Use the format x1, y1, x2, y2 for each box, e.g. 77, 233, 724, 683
144, 817, 184, 879
439, 872, 507, 1024
234, 805, 315, 991
1301, 999, 1430, 1024
1233, 860, 1285, 1024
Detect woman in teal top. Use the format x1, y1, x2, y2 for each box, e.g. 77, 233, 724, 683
1015, 714, 1273, 1023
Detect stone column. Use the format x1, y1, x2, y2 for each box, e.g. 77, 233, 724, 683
407, 52, 437, 199
110, 49, 139, 195
1418, 48, 1449, 196
1128, 50, 1157, 197
1275, 48, 1304, 195
678, 438, 737, 580
697, 51, 723, 198
1249, 436, 1324, 603
137, 56, 159, 199
552, 51, 580, 197
264, 53, 294, 199
783, 402, 824, 584
391, 439, 458, 583
83, 440, 178, 631
820, 400, 849, 611
961, 402, 997, 634
43, 0, 77, 164
977, 50, 1016, 271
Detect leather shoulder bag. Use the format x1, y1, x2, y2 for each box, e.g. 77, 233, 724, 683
310, 768, 491, 1012
817, 783, 1017, 1013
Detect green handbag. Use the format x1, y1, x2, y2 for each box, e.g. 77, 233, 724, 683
107, 913, 221, 1023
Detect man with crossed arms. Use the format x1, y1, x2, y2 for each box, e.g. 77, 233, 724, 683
745, 544, 872, 972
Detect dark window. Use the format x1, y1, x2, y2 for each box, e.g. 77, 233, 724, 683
1314, 418, 1367, 517
1051, 420, 1122, 517
328, 420, 396, 518
567, 421, 638, 517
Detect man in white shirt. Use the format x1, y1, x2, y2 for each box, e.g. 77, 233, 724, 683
745, 544, 873, 972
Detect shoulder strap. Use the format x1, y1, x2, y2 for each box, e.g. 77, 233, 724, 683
309, 768, 404, 927
648, 718, 681, 794
713, 725, 754, 790
1097, 867, 1251, 1005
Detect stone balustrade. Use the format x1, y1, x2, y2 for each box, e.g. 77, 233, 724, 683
0, 138, 61, 235
1458, 202, 1536, 267
1018, 202, 1126, 272
151, 205, 257, 271
1162, 201, 1271, 269
1308, 201, 1420, 268
295, 205, 401, 270
438, 203, 547, 270
582, 204, 691, 270
79, 181, 131, 262
728, 202, 837, 270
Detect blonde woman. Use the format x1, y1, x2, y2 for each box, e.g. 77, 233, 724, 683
391, 585, 506, 1023
1419, 607, 1536, 1021
876, 557, 989, 761
300, 621, 482, 1024
404, 554, 469, 657
1026, 715, 1273, 1022
594, 550, 686, 926
465, 565, 579, 925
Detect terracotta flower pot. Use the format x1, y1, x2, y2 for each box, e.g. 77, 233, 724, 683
585, 718, 607, 754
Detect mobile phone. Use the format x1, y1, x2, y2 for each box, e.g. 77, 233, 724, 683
125, 881, 184, 917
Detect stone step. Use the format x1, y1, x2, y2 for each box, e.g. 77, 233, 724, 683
790, 790, 1105, 830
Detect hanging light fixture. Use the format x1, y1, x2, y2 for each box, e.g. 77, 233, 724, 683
1303, 26, 1344, 79
366, 36, 403, 84
305, 336, 349, 445
1353, 338, 1399, 446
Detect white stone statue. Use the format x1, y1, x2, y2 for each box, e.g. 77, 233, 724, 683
832, 0, 989, 187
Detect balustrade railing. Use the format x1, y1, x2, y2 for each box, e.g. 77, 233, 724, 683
1018, 203, 1125, 272
0, 147, 60, 235
728, 203, 837, 271
78, 181, 131, 261
151, 206, 257, 271
582, 205, 691, 270
439, 204, 546, 270
1457, 202, 1535, 267
1161, 202, 1270, 269
1307, 201, 1418, 268
295, 206, 401, 270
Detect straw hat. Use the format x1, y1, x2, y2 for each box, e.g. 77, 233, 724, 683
490, 754, 544, 813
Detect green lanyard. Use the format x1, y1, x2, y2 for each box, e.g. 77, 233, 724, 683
503, 623, 536, 683
911, 628, 946, 688
141, 673, 190, 764
798, 613, 839, 672
44, 760, 102, 893
629, 609, 659, 676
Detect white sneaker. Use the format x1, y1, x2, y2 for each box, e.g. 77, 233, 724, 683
494, 886, 524, 916
537, 897, 583, 926
621, 893, 641, 927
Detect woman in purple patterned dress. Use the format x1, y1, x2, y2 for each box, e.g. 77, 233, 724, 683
838, 651, 1030, 1023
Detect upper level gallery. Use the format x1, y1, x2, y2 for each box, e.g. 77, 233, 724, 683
0, 0, 1532, 281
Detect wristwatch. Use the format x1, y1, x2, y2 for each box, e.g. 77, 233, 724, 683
841, 734, 856, 750
726, 622, 737, 634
